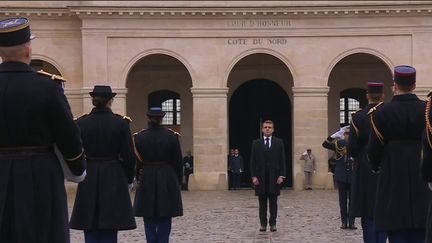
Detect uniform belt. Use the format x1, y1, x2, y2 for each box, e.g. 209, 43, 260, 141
87, 156, 118, 162
0, 146, 53, 155
143, 161, 169, 166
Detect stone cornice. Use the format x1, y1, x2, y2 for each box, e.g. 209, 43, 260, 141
2, 4, 432, 18
191, 88, 228, 98
292, 86, 330, 97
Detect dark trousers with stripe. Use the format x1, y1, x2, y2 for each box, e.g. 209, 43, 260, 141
361, 217, 387, 243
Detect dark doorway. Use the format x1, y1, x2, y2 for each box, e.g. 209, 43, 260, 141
229, 79, 292, 188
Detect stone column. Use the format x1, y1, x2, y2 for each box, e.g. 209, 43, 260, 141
188, 87, 229, 190
292, 86, 330, 191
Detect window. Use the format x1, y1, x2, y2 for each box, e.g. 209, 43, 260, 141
148, 90, 181, 126
161, 98, 181, 125
340, 97, 360, 126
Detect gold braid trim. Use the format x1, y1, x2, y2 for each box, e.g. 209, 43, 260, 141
334, 140, 346, 160
351, 121, 359, 137
64, 148, 84, 161
426, 97, 432, 149
370, 114, 384, 145
132, 134, 143, 163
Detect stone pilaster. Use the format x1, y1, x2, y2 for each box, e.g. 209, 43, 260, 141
189, 87, 229, 190
292, 86, 330, 190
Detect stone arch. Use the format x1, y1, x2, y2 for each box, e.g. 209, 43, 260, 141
31, 54, 64, 76
224, 48, 296, 87
122, 49, 196, 88
324, 48, 394, 81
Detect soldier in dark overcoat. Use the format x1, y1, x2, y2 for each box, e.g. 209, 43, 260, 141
0, 18, 86, 243
422, 91, 432, 243
367, 65, 429, 243
250, 120, 286, 232
133, 107, 183, 243
347, 81, 387, 243
70, 85, 136, 243
322, 129, 356, 229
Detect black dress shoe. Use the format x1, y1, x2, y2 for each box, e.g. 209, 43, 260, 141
340, 225, 348, 229
259, 225, 266, 232
270, 225, 277, 232
348, 225, 357, 230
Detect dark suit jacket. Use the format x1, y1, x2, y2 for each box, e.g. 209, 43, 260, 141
250, 136, 286, 196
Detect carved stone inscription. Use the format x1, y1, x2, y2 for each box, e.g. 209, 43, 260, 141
227, 38, 288, 45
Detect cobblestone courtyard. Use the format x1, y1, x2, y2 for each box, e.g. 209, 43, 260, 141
67, 188, 365, 243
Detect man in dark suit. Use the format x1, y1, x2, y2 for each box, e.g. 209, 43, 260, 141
182, 150, 194, 191
348, 81, 387, 243
368, 65, 429, 243
322, 128, 356, 230
250, 120, 286, 232
133, 107, 183, 243
70, 85, 137, 243
229, 148, 244, 190
0, 18, 86, 243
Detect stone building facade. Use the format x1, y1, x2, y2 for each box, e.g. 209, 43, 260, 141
2, 1, 432, 190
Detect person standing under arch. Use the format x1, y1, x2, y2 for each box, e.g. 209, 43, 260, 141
133, 107, 183, 243
250, 120, 286, 232
70, 85, 137, 243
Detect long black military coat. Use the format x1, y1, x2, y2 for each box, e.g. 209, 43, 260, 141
421, 96, 432, 242
322, 138, 352, 183
347, 104, 380, 218
368, 94, 429, 231
250, 136, 286, 196
0, 62, 86, 243
70, 107, 136, 230
133, 126, 183, 217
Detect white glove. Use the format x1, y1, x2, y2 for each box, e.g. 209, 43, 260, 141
330, 125, 350, 139
128, 183, 134, 191
67, 170, 87, 183
428, 182, 432, 191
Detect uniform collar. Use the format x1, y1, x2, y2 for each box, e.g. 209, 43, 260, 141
0, 61, 33, 72
90, 107, 113, 114
392, 93, 419, 101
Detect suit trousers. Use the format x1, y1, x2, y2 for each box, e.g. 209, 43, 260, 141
387, 229, 425, 243
84, 230, 118, 243
259, 195, 278, 226
337, 181, 355, 227
143, 217, 172, 243
304, 171, 313, 189
361, 217, 387, 243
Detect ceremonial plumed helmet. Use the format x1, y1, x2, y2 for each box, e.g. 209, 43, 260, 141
394, 65, 416, 86
0, 17, 34, 47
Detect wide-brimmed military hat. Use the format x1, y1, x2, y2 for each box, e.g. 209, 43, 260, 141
394, 65, 416, 86
367, 81, 384, 94
0, 17, 35, 47
89, 85, 116, 98
147, 107, 166, 117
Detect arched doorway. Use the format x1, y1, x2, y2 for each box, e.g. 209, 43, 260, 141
30, 59, 61, 75
228, 53, 293, 188
126, 54, 193, 153
328, 53, 392, 133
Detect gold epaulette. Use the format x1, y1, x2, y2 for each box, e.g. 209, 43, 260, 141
37, 70, 66, 82
74, 113, 88, 121
367, 102, 384, 115
115, 113, 132, 122
168, 128, 181, 137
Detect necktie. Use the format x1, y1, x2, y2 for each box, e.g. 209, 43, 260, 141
265, 137, 270, 148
